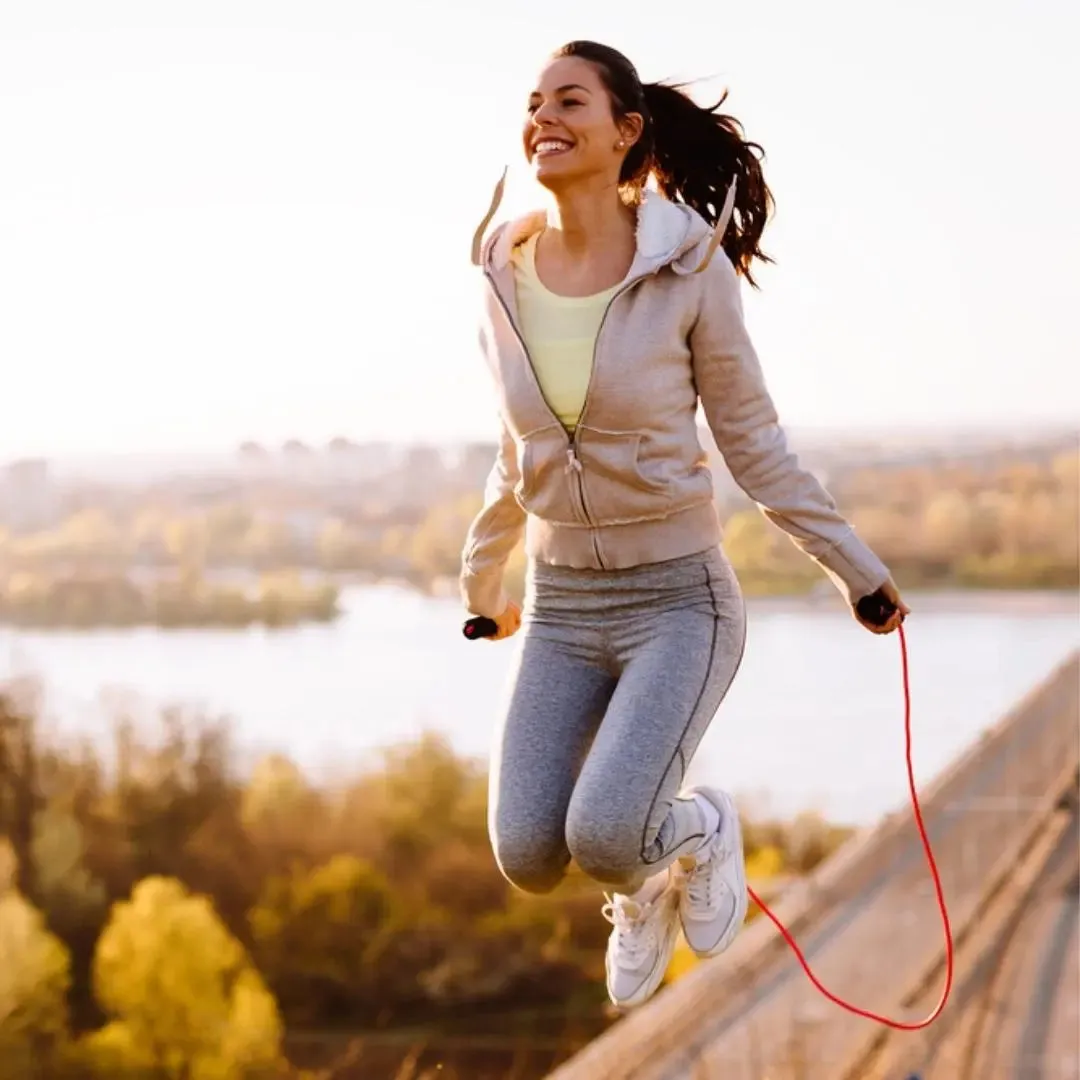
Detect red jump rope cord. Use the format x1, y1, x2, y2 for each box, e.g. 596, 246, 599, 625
744, 624, 954, 1029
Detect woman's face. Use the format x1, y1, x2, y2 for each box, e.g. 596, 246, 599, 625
522, 56, 629, 189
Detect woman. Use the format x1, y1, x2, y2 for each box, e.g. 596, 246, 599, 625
461, 40, 908, 1010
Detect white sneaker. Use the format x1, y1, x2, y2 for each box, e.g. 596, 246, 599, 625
601, 870, 680, 1009
676, 787, 748, 958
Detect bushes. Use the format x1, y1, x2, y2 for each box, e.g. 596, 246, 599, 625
0, 570, 340, 629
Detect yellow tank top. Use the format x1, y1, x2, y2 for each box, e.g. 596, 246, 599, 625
510, 232, 622, 433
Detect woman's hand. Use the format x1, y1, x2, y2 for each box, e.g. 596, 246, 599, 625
488, 600, 522, 641
854, 579, 910, 635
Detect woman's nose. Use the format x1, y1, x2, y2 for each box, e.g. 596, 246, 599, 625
532, 100, 557, 125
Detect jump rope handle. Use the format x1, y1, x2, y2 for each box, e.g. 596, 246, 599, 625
855, 587, 901, 628
466, 590, 897, 639
463, 615, 499, 640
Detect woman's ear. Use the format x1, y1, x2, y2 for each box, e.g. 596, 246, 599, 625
618, 112, 645, 148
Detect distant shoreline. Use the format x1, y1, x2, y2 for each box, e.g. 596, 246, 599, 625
0, 581, 1073, 633
742, 588, 1078, 617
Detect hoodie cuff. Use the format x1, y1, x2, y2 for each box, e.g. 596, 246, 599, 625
459, 566, 510, 620
813, 529, 891, 606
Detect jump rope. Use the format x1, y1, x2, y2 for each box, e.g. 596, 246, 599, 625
464, 587, 955, 1030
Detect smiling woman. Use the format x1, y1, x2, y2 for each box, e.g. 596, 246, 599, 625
522, 40, 772, 286
460, 39, 908, 1014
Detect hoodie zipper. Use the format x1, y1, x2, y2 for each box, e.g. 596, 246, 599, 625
567, 279, 642, 567
483, 267, 642, 571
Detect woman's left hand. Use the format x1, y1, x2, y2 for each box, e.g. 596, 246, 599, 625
854, 579, 910, 635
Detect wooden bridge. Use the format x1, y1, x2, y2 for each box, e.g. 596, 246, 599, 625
548, 651, 1080, 1080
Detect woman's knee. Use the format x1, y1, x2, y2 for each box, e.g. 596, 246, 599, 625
491, 824, 569, 895
564, 804, 643, 888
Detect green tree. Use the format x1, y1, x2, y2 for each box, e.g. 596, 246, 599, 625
88, 875, 284, 1079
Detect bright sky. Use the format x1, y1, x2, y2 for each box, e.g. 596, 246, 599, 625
1, 0, 1076, 456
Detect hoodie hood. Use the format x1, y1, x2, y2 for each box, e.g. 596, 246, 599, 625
470, 174, 737, 279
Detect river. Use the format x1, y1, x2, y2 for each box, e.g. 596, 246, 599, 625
1, 585, 1075, 825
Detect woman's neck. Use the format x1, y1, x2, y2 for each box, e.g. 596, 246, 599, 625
545, 180, 636, 259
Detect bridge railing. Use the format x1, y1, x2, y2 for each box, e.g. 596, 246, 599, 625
548, 651, 1079, 1080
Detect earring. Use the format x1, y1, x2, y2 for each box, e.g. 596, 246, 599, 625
616, 139, 626, 149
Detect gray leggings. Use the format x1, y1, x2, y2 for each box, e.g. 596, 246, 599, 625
488, 546, 747, 895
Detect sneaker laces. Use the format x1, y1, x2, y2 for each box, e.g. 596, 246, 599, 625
601, 894, 659, 969
683, 839, 731, 919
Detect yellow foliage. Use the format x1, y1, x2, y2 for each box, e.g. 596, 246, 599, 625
241, 753, 312, 829
745, 844, 785, 879
91, 876, 284, 1079
664, 939, 700, 983
0, 887, 71, 1073
75, 1022, 155, 1076
214, 969, 288, 1080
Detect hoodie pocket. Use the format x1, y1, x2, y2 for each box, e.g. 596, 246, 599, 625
576, 430, 674, 525
514, 426, 580, 526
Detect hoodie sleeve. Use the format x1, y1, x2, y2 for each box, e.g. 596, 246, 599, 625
459, 415, 527, 618
689, 252, 891, 605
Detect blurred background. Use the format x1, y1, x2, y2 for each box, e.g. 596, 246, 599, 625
0, 2, 1076, 1078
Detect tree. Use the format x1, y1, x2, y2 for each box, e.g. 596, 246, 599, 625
0, 684, 43, 905
0, 855, 72, 1076
57, 508, 122, 564
249, 854, 397, 1023
919, 490, 973, 566
89, 876, 284, 1079
241, 754, 325, 871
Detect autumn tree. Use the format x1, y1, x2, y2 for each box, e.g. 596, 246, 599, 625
84, 875, 284, 1079
0, 843, 72, 1077
249, 854, 398, 1024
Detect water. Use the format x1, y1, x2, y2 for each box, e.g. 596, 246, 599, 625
1, 586, 1075, 825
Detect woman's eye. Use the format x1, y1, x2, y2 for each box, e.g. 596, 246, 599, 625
526, 98, 582, 115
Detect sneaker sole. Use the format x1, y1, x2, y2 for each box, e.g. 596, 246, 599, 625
678, 789, 749, 959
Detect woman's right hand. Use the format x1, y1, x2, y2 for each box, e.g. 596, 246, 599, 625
488, 600, 522, 641
854, 579, 910, 635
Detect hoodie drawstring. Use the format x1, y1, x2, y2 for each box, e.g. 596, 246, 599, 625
692, 178, 738, 275
470, 167, 508, 267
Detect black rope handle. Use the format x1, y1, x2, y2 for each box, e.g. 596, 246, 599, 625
855, 587, 900, 627
463, 616, 499, 640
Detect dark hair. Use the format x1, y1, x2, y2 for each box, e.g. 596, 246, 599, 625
554, 40, 774, 286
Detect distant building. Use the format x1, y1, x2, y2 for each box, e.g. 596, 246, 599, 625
0, 457, 59, 532
3, 457, 50, 486
237, 441, 269, 460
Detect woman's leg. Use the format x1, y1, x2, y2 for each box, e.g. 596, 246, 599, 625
564, 549, 746, 891
488, 617, 616, 894
553, 548, 747, 1009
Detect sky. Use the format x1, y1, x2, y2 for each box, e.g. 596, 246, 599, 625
0, 0, 1076, 456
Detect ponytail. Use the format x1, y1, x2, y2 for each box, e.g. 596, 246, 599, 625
554, 41, 774, 287
641, 83, 772, 286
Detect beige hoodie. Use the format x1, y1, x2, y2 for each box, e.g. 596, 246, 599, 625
460, 190, 890, 618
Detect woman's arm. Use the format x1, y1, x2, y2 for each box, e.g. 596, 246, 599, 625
459, 415, 527, 618
689, 252, 891, 606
